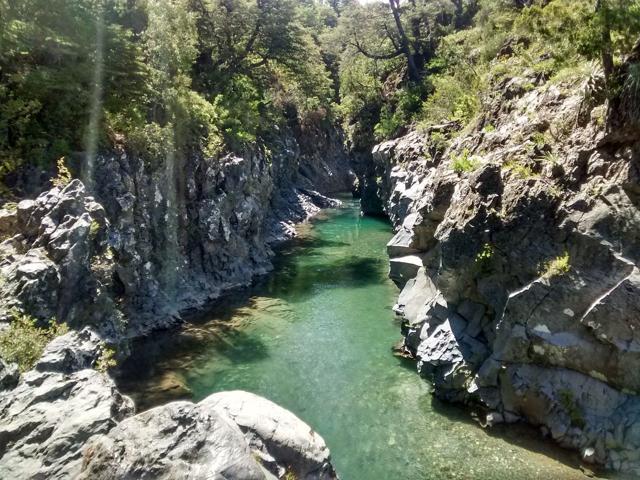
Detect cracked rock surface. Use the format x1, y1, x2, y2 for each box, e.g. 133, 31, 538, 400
367, 53, 640, 474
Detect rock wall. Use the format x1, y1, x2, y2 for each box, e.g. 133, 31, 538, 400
0, 122, 353, 340
367, 57, 640, 473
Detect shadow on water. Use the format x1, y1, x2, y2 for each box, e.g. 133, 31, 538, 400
118, 322, 271, 407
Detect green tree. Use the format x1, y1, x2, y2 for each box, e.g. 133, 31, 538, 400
0, 0, 147, 184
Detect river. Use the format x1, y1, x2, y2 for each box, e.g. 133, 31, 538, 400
118, 199, 600, 480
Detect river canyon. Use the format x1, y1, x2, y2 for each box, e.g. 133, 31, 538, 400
118, 199, 605, 480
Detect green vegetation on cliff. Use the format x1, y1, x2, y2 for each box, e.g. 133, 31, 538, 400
0, 311, 68, 371
333, 0, 640, 148
0, 0, 338, 190
1, 0, 639, 191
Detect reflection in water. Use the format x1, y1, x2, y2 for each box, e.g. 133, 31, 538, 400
119, 200, 605, 480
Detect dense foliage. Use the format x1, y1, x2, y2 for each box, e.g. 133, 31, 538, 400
1, 0, 639, 190
333, 0, 640, 148
0, 0, 337, 190
0, 311, 68, 371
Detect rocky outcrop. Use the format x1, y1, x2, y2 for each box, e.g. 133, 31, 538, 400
79, 401, 272, 480
0, 330, 134, 479
0, 122, 346, 479
0, 330, 337, 479
80, 391, 338, 480
0, 122, 353, 339
371, 56, 640, 474
0, 180, 115, 329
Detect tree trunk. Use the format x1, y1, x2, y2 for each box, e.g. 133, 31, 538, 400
388, 0, 421, 82
596, 0, 614, 84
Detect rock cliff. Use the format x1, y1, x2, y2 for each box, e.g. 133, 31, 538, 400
0, 122, 353, 340
365, 54, 640, 474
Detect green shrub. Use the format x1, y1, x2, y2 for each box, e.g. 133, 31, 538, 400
540, 251, 570, 279
89, 220, 101, 240
559, 389, 586, 429
504, 159, 537, 179
429, 131, 449, 153
96, 345, 117, 373
451, 149, 480, 173
51, 157, 72, 188
283, 471, 297, 480
373, 105, 403, 141
540, 152, 560, 165
475, 243, 494, 263
420, 75, 481, 127
475, 243, 495, 274
373, 85, 426, 141
531, 131, 549, 148
0, 311, 68, 372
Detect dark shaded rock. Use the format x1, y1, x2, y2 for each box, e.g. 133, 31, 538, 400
0, 359, 19, 390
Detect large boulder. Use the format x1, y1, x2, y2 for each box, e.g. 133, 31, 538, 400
78, 402, 271, 480
78, 391, 338, 480
0, 328, 133, 479
203, 391, 338, 480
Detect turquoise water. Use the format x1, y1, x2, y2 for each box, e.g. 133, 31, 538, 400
119, 200, 597, 480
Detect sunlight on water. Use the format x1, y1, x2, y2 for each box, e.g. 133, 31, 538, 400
119, 200, 603, 480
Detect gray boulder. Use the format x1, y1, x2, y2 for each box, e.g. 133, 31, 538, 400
78, 401, 271, 480
0, 248, 60, 320
0, 207, 17, 239
35, 327, 103, 374
203, 390, 338, 480
0, 368, 134, 479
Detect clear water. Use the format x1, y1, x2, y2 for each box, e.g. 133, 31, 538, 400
119, 200, 601, 480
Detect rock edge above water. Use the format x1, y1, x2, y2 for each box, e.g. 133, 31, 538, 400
0, 330, 338, 480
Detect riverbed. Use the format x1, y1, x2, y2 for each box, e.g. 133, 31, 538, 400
118, 199, 602, 480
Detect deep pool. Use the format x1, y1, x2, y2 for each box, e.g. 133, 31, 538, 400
118, 199, 601, 480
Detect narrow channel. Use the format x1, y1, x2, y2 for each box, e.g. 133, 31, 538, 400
118, 199, 596, 480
